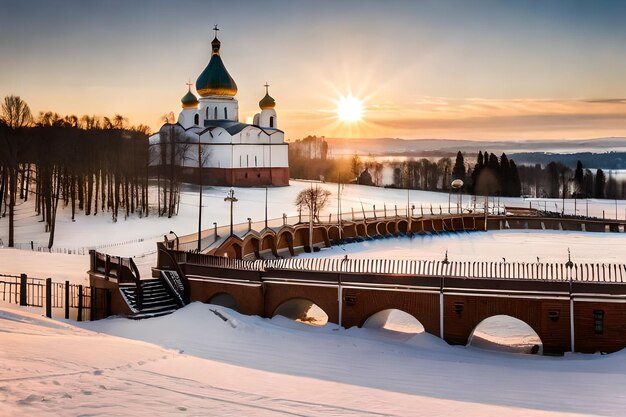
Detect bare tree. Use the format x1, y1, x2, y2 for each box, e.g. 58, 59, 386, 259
295, 185, 331, 250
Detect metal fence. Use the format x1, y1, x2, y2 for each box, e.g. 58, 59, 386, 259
0, 273, 111, 321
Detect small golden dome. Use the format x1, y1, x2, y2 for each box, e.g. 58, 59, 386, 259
181, 88, 199, 109
259, 93, 275, 109
259, 83, 275, 109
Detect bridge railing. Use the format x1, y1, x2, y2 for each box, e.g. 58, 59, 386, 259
262, 258, 626, 282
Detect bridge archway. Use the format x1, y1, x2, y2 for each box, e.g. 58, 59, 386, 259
356, 223, 366, 237
242, 236, 260, 259
272, 298, 329, 326
468, 315, 543, 354
363, 309, 425, 334
366, 222, 379, 237
376, 222, 388, 236
328, 225, 340, 241
386, 221, 398, 235
207, 292, 238, 311
260, 234, 277, 257
276, 230, 294, 256
397, 220, 409, 234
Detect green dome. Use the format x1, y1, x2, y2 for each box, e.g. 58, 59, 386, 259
196, 37, 238, 97
181, 89, 199, 109
259, 92, 276, 109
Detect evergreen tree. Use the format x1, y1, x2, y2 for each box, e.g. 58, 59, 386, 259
595, 169, 606, 198
500, 153, 510, 195
452, 151, 466, 183
574, 160, 584, 196
509, 160, 522, 197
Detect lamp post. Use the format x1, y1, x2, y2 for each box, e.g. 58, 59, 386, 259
224, 189, 238, 236
264, 186, 268, 230
197, 135, 203, 252
451, 179, 464, 214
169, 230, 179, 251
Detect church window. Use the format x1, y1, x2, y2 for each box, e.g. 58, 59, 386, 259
214, 107, 218, 119
194, 114, 199, 125
224, 107, 228, 119
269, 116, 274, 128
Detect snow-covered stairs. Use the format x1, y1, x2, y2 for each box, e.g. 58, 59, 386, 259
119, 279, 180, 319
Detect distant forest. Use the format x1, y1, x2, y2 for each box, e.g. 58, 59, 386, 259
509, 152, 626, 170
289, 136, 626, 200
0, 95, 181, 249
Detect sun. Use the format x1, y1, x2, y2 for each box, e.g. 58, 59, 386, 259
336, 95, 364, 123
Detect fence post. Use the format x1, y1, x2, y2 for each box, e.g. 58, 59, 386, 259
90, 286, 96, 321
64, 280, 70, 319
45, 278, 52, 318
19, 273, 27, 306
77, 285, 83, 322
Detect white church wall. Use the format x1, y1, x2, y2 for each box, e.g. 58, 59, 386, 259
199, 98, 239, 122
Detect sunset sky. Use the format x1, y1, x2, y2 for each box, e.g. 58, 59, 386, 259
1, 0, 626, 140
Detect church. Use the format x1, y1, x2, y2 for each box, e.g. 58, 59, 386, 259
149, 28, 289, 187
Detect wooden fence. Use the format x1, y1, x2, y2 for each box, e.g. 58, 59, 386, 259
0, 273, 111, 321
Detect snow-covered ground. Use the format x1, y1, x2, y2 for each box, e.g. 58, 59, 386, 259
3, 303, 626, 416
2, 181, 626, 415
300, 229, 626, 264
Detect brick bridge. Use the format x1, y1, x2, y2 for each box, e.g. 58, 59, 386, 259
167, 212, 626, 260
150, 246, 626, 355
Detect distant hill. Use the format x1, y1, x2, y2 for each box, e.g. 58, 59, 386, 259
325, 137, 626, 157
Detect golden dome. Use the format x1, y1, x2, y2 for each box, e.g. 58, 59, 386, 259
195, 36, 238, 97
181, 87, 199, 109
259, 83, 275, 109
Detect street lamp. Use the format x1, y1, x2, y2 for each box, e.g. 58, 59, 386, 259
169, 230, 179, 251
198, 133, 203, 252
451, 179, 464, 214
224, 189, 238, 236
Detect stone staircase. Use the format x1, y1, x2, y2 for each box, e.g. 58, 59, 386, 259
119, 278, 180, 319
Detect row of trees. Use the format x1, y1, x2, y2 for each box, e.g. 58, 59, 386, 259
0, 95, 168, 248
289, 135, 626, 199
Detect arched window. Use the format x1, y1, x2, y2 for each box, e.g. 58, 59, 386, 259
246, 155, 249, 167
214, 107, 218, 119
224, 107, 228, 119
194, 114, 199, 125
206, 107, 209, 119
254, 155, 257, 167
269, 116, 275, 128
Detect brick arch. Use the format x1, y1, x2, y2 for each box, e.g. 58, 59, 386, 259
342, 223, 357, 238
260, 233, 277, 257
328, 225, 340, 241
467, 314, 543, 351
242, 236, 261, 259
207, 292, 238, 311
397, 219, 409, 234
443, 295, 570, 355
276, 230, 294, 256
271, 297, 329, 324
264, 283, 339, 324
411, 219, 425, 234
362, 308, 425, 332
341, 288, 440, 337
376, 222, 388, 236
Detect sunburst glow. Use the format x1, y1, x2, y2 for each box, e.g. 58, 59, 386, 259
336, 95, 364, 123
